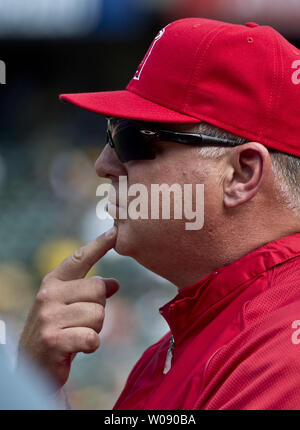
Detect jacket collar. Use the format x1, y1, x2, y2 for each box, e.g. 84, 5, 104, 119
159, 232, 300, 345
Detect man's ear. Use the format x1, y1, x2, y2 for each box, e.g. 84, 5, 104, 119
223, 142, 271, 208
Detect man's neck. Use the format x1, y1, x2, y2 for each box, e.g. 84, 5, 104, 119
161, 227, 300, 289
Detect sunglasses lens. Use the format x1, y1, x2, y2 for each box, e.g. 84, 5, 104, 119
107, 118, 156, 162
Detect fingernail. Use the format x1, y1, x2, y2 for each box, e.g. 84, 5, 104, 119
105, 226, 117, 238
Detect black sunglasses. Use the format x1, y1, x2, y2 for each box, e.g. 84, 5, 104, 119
106, 117, 246, 163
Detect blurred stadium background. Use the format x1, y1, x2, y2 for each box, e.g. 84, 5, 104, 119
0, 0, 300, 409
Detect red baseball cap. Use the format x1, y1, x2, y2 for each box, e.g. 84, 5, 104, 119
60, 18, 300, 157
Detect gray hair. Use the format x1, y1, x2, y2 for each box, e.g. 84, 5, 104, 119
191, 121, 300, 213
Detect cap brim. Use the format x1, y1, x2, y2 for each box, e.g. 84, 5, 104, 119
59, 90, 201, 124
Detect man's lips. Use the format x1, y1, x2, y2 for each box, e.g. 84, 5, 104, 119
107, 199, 121, 208
107, 200, 128, 218
108, 200, 119, 207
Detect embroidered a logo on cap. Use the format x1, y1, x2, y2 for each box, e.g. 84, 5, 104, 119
291, 60, 300, 85
133, 25, 169, 81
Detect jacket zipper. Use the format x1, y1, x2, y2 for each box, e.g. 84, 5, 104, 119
163, 334, 175, 374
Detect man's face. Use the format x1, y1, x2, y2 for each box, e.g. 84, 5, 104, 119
95, 121, 225, 280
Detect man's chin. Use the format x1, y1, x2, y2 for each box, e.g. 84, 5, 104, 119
113, 221, 138, 258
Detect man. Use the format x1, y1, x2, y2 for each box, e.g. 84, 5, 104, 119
20, 18, 300, 409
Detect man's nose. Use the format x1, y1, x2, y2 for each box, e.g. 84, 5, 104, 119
95, 144, 127, 178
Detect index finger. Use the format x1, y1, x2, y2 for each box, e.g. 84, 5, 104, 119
49, 226, 117, 281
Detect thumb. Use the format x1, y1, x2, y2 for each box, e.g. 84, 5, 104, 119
92, 276, 120, 299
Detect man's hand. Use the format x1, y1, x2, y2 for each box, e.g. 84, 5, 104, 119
18, 227, 119, 389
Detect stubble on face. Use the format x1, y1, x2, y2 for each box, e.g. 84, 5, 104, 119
111, 140, 223, 280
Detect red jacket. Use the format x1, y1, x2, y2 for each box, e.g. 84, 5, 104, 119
113, 233, 300, 410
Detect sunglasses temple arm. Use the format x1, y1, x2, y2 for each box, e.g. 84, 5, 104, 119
158, 130, 244, 147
